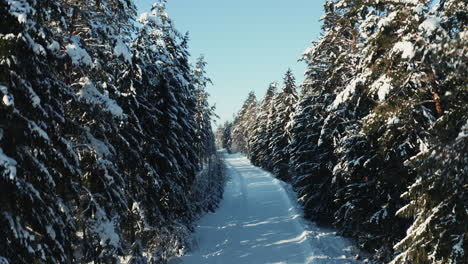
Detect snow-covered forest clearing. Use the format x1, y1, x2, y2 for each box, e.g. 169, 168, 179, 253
0, 0, 467, 264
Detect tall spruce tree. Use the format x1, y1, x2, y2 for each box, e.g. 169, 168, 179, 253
0, 1, 83, 262
249, 82, 277, 167
221, 121, 234, 153
288, 0, 367, 223
231, 92, 257, 154
0, 0, 224, 263
268, 69, 297, 180
229, 0, 467, 263
192, 55, 216, 167
389, 0, 468, 263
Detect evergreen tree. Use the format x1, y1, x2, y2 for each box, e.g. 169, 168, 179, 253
390, 0, 468, 263
231, 92, 257, 154
192, 55, 217, 166
268, 69, 297, 180
288, 93, 337, 221
393, 123, 468, 264
0, 0, 224, 262
134, 0, 200, 234
227, 0, 467, 262
288, 0, 366, 224
0, 1, 82, 262
249, 82, 277, 167
221, 121, 234, 153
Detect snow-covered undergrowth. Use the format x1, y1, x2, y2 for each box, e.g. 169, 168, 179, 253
189, 153, 226, 216
128, 154, 226, 264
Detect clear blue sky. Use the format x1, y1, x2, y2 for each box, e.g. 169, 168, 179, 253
134, 0, 325, 126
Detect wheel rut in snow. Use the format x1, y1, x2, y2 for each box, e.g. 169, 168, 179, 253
174, 153, 362, 264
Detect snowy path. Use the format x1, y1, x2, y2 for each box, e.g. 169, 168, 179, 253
174, 153, 362, 264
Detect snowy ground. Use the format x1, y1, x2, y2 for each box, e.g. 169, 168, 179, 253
172, 153, 362, 264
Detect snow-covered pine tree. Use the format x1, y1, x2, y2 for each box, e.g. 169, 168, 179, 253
260, 92, 279, 171
227, 0, 467, 262
287, 12, 338, 191
192, 55, 217, 167
392, 122, 468, 264
288, 93, 338, 221
331, 0, 467, 260
288, 0, 366, 223
0, 1, 83, 262
288, 1, 339, 211
132, 3, 204, 259
268, 69, 297, 180
249, 82, 277, 167
223, 121, 232, 153
326, 0, 433, 259
214, 121, 231, 152
60, 1, 138, 261
1, 0, 223, 262
221, 121, 234, 153
231, 92, 257, 154
109, 2, 184, 261
314, 0, 397, 258
214, 125, 224, 149
389, 0, 468, 263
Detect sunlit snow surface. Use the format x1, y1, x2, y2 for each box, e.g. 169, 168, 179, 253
172, 154, 362, 264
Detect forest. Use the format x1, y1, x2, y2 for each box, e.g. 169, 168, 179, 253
1, 0, 467, 263
1, 0, 224, 263
218, 0, 467, 263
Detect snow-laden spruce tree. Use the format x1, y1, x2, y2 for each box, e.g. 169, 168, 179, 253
392, 126, 468, 264
231, 92, 257, 154
249, 82, 277, 167
288, 93, 333, 220
268, 69, 297, 180
214, 121, 233, 152
318, 0, 401, 259
0, 0, 137, 261
60, 1, 139, 261
1, 0, 223, 263
288, 0, 366, 223
221, 121, 234, 152
287, 0, 341, 217
0, 1, 85, 262
327, 0, 439, 260
260, 92, 279, 171
192, 55, 217, 167
131, 3, 208, 260
329, 0, 468, 261
389, 0, 468, 263
189, 54, 224, 216
230, 0, 467, 262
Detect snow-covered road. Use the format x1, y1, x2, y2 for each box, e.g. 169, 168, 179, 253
174, 153, 362, 264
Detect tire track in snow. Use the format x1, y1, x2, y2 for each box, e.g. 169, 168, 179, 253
172, 153, 362, 264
